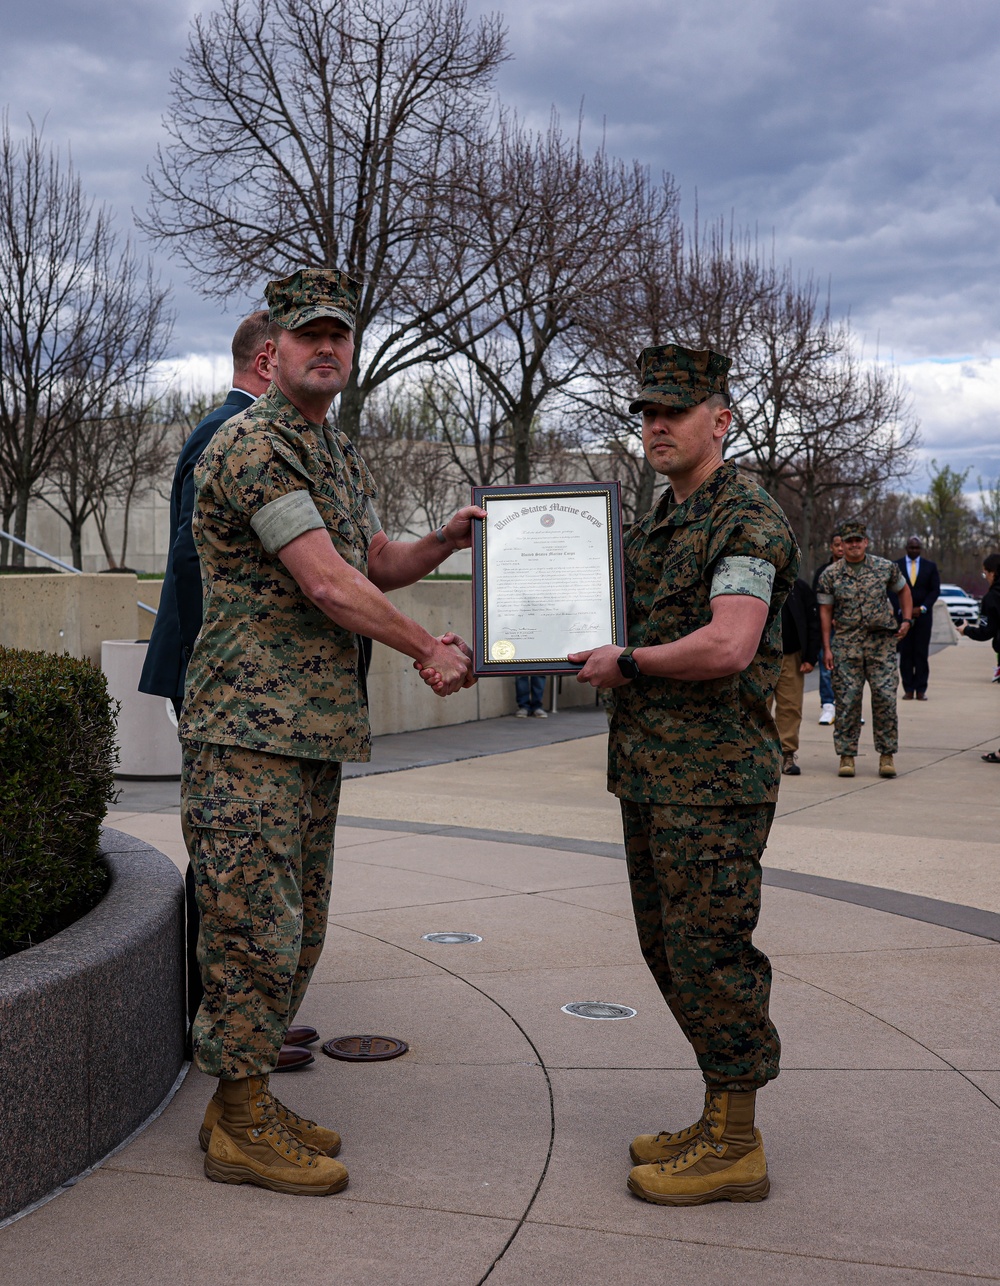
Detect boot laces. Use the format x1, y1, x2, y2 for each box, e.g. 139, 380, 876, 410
251, 1095, 316, 1164
272, 1096, 317, 1132
659, 1092, 724, 1171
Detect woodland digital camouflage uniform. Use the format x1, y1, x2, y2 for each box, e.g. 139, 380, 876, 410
179, 329, 378, 1075
609, 456, 799, 1090
816, 545, 907, 757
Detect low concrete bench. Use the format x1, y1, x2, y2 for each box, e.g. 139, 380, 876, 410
0, 829, 185, 1221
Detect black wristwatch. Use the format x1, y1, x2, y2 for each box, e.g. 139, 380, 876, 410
617, 646, 642, 680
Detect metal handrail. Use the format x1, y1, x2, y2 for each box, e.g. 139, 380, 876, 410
0, 528, 157, 616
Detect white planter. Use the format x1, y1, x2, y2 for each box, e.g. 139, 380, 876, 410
101, 639, 182, 779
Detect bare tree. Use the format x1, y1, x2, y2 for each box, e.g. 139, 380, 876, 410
778, 352, 919, 569
143, 0, 508, 437
0, 117, 172, 566
438, 111, 674, 485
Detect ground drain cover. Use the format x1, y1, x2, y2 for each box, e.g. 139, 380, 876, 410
321, 1035, 409, 1061
421, 932, 482, 944
561, 1002, 637, 1020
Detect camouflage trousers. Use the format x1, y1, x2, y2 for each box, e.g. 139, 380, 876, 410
181, 741, 342, 1079
831, 631, 898, 756
621, 800, 780, 1091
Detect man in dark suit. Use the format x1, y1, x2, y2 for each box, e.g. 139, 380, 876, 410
139, 312, 318, 1069
893, 535, 940, 701
140, 311, 271, 711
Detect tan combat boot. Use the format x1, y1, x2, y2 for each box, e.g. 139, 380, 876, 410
199, 1080, 342, 1155
204, 1075, 348, 1196
838, 755, 855, 777
627, 1089, 768, 1205
879, 754, 896, 778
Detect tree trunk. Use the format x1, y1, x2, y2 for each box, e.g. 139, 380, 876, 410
800, 485, 815, 581
337, 379, 365, 442
633, 457, 658, 521
512, 410, 532, 485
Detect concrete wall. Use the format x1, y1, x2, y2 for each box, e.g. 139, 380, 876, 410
0, 831, 185, 1221
0, 574, 142, 668
0, 574, 591, 736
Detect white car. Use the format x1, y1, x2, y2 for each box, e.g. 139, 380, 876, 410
938, 583, 980, 624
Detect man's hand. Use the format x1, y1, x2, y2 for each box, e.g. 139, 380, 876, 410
413, 632, 478, 691
897, 620, 911, 639
439, 505, 487, 550
957, 621, 967, 635
413, 635, 473, 696
569, 645, 630, 688
823, 647, 834, 671
799, 661, 814, 674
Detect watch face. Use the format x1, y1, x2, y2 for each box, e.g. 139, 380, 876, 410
617, 652, 639, 679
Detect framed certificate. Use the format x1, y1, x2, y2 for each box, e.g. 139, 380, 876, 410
471, 482, 627, 675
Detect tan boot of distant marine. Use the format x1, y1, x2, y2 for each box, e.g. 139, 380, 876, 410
838, 755, 855, 777
199, 1080, 342, 1155
627, 1089, 768, 1205
204, 1075, 348, 1196
879, 754, 897, 778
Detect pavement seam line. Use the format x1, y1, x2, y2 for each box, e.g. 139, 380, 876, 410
517, 1214, 1000, 1280
330, 921, 556, 1286
772, 965, 1000, 1110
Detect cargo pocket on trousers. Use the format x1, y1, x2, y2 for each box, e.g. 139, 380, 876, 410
187, 795, 273, 936
686, 853, 762, 939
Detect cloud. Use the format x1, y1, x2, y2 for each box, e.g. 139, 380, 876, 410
4, 0, 1000, 487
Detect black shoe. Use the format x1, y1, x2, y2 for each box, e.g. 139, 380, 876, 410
782, 753, 801, 776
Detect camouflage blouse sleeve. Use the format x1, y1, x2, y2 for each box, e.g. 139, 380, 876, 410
706, 499, 796, 603
214, 429, 325, 554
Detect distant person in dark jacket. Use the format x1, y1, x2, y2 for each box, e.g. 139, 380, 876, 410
770, 577, 821, 775
892, 535, 940, 700
957, 552, 1000, 762
139, 311, 272, 712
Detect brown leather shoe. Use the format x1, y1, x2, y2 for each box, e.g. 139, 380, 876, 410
285, 1025, 320, 1048
275, 1044, 314, 1073
916, 692, 928, 701
902, 691, 914, 700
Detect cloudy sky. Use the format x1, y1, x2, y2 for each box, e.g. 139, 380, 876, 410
5, 0, 1000, 491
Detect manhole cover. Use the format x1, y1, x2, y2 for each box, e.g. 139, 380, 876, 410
421, 932, 483, 944
561, 1002, 637, 1020
321, 1035, 409, 1061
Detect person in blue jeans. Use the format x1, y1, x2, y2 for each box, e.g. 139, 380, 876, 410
516, 674, 547, 717
812, 529, 843, 724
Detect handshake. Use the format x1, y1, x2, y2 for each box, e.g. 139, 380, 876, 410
413, 632, 477, 697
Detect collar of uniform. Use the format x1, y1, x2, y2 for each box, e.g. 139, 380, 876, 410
649, 459, 736, 532
257, 381, 327, 431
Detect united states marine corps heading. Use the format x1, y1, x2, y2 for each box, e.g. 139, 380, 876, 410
570, 343, 799, 1206
816, 520, 912, 779
179, 268, 484, 1197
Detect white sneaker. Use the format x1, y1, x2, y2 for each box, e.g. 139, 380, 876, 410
818, 703, 835, 725
515, 707, 529, 718
531, 708, 548, 718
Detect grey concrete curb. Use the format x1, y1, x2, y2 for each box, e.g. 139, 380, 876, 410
0, 828, 186, 1221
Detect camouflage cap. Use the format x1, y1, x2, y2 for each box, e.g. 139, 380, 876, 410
841, 519, 868, 539
265, 268, 361, 332
629, 343, 732, 414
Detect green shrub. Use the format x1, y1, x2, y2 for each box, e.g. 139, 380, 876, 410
0, 648, 119, 958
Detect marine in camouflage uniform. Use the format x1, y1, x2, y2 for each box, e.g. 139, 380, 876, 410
180, 268, 477, 1196
571, 343, 798, 1206
815, 520, 911, 777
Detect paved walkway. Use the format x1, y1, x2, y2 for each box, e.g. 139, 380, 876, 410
3, 641, 999, 1283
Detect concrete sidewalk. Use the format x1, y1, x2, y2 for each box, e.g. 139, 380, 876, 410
3, 641, 999, 1283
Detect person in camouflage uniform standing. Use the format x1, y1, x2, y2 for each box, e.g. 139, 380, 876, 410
816, 520, 912, 779
571, 343, 798, 1206
179, 268, 482, 1197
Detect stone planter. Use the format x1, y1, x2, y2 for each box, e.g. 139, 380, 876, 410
0, 828, 185, 1221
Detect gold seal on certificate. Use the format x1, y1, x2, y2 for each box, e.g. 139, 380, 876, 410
491, 639, 516, 661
